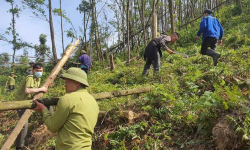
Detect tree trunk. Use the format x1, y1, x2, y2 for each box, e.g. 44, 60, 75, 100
152, 0, 157, 38
0, 87, 151, 111
109, 54, 115, 71
178, 0, 182, 30
122, 0, 126, 53
127, 0, 130, 63
49, 0, 58, 64
95, 6, 104, 62
91, 0, 100, 61
165, 0, 168, 32
169, 0, 175, 32
59, 0, 65, 53
141, 0, 147, 44
10, 1, 16, 70
1, 39, 80, 150
90, 35, 93, 62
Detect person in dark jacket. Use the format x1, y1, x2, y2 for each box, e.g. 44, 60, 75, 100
78, 50, 91, 74
142, 32, 179, 75
195, 9, 224, 66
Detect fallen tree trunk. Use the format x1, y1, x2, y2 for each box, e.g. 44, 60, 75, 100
1, 39, 80, 150
0, 87, 151, 111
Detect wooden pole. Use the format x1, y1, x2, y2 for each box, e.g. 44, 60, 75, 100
0, 87, 151, 111
1, 39, 80, 150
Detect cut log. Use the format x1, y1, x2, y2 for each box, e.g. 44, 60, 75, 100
1, 39, 80, 150
0, 87, 151, 111
98, 110, 134, 124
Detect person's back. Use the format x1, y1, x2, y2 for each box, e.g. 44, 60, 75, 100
195, 9, 224, 66
52, 89, 99, 149
199, 15, 223, 40
78, 50, 91, 74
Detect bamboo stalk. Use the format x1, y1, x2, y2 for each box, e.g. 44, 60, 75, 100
0, 87, 151, 111
1, 39, 80, 150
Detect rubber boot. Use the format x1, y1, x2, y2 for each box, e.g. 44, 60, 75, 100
206, 49, 221, 66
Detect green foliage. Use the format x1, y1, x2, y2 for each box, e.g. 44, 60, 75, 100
35, 34, 51, 62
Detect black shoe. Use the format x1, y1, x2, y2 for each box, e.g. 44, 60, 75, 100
213, 53, 221, 66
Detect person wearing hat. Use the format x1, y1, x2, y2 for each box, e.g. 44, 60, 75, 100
5, 72, 17, 92
33, 67, 99, 150
79, 50, 91, 74
142, 32, 180, 76
195, 9, 224, 66
14, 63, 50, 150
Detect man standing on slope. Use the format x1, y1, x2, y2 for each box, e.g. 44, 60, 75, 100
142, 32, 179, 75
79, 50, 91, 74
33, 67, 99, 150
195, 9, 224, 66
15, 63, 49, 150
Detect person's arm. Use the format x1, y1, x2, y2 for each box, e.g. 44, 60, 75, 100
24, 76, 47, 94
159, 36, 173, 54
34, 95, 70, 133
196, 17, 207, 38
5, 81, 8, 87
25, 86, 47, 94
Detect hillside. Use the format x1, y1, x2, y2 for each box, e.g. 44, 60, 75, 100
0, 4, 250, 150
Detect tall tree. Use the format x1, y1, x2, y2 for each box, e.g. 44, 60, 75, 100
127, 0, 130, 63
48, 0, 58, 64
59, 0, 65, 52
77, 0, 91, 52
169, 0, 175, 32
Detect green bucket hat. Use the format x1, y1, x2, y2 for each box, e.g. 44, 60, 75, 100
61, 67, 89, 87
10, 72, 14, 74
80, 50, 87, 54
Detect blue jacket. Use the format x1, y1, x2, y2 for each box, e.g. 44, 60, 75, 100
78, 54, 91, 69
197, 15, 224, 41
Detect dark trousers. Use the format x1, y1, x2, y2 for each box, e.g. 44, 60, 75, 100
15, 107, 53, 148
81, 68, 89, 75
8, 85, 15, 92
200, 37, 217, 55
142, 51, 160, 76
16, 109, 28, 148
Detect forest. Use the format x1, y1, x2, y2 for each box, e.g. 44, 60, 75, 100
0, 0, 250, 149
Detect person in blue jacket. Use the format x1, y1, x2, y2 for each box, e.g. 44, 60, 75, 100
195, 9, 224, 66
78, 50, 91, 74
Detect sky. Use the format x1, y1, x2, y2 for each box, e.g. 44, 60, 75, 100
0, 0, 115, 62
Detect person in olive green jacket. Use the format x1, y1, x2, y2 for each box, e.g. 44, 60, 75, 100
33, 67, 99, 150
15, 63, 48, 150
5, 72, 17, 92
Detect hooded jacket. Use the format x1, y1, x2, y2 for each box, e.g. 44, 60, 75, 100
197, 15, 224, 41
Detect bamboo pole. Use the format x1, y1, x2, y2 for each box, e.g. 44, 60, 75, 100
1, 39, 80, 150
0, 87, 151, 111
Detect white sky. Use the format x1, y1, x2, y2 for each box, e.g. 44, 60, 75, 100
0, 0, 116, 61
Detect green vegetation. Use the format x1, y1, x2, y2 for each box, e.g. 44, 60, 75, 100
0, 4, 250, 150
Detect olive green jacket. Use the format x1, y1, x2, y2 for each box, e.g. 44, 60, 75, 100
42, 88, 99, 150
